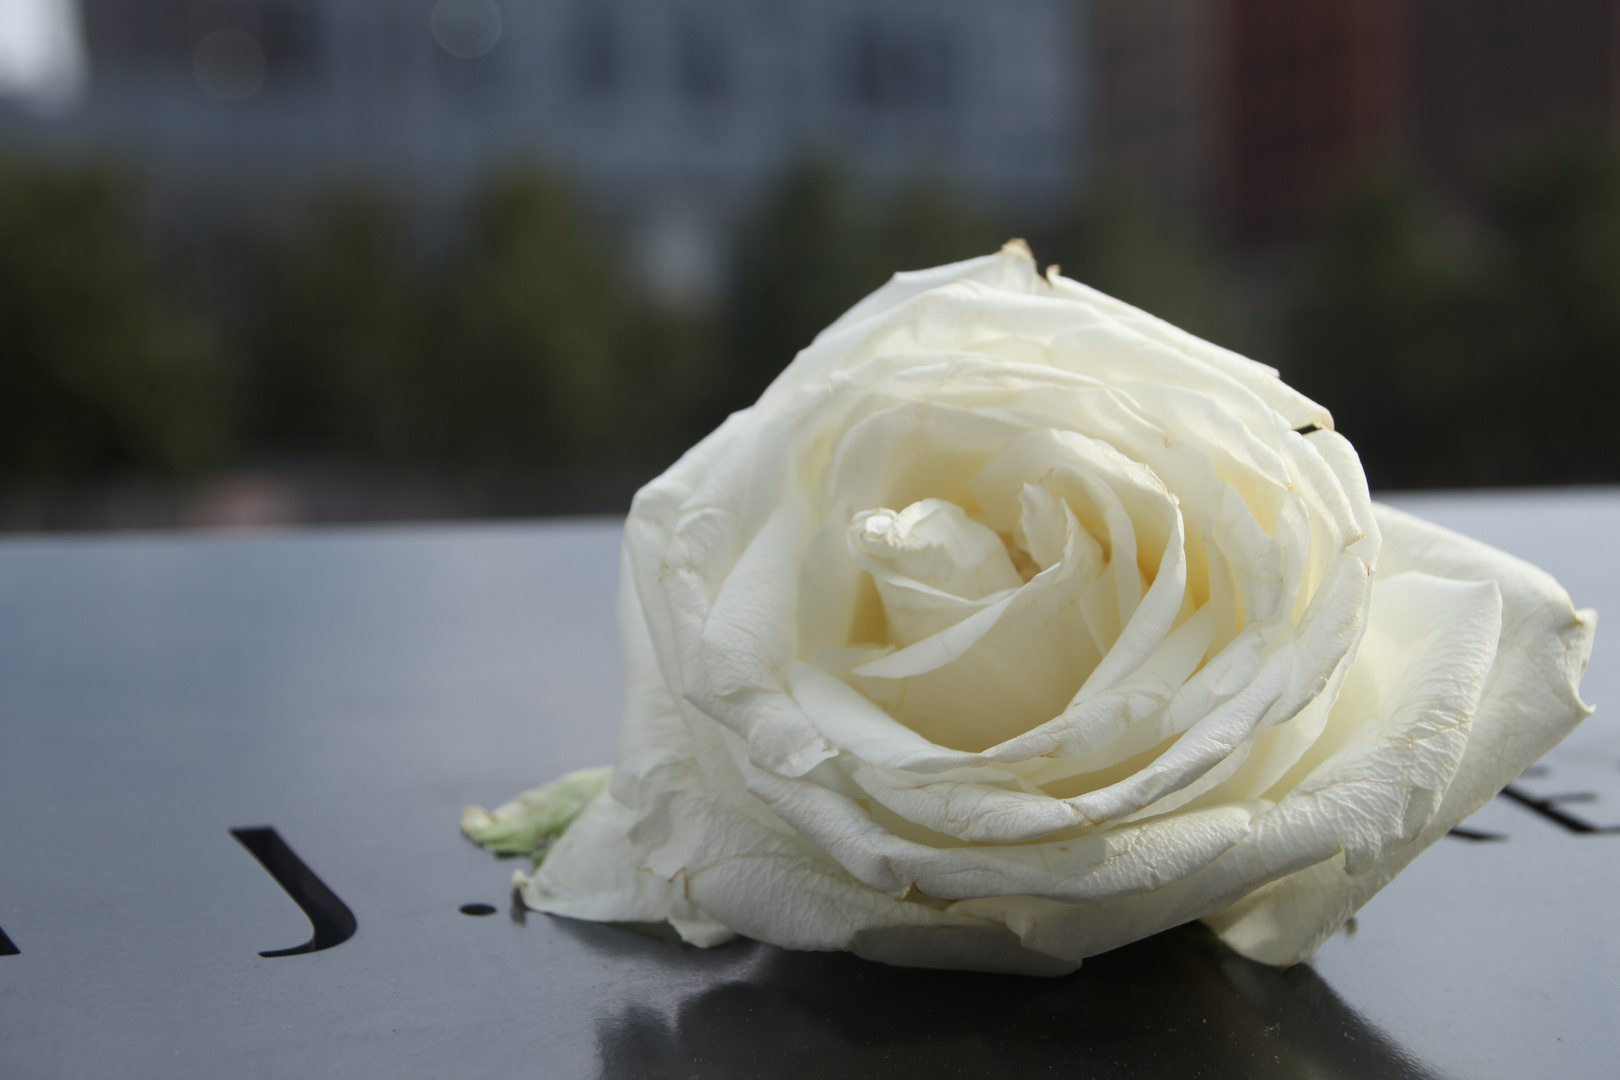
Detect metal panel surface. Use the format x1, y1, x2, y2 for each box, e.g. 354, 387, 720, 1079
0, 492, 1615, 1079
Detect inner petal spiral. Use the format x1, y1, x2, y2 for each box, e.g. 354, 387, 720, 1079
852, 500, 1022, 598
833, 426, 1191, 755
846, 499, 1022, 649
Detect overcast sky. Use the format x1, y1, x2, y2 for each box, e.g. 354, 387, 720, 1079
0, 0, 86, 109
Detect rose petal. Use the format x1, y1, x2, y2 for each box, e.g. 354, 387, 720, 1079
1205, 506, 1594, 965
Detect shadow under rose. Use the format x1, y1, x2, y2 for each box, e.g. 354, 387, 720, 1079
582, 922, 1446, 1080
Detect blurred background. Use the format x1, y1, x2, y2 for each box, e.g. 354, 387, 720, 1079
1, 0, 1617, 530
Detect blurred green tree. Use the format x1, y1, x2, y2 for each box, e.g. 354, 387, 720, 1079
1474, 142, 1620, 483
725, 163, 886, 408
1285, 175, 1481, 488
882, 178, 1001, 281
440, 167, 627, 469
614, 303, 724, 463
256, 188, 435, 462
0, 157, 230, 480
724, 163, 999, 414
1287, 146, 1620, 488
258, 168, 629, 474
1054, 187, 1236, 349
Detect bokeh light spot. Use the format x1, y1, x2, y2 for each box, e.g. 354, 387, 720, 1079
193, 29, 265, 102
432, 0, 504, 60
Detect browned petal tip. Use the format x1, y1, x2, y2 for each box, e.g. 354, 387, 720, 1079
1001, 238, 1035, 262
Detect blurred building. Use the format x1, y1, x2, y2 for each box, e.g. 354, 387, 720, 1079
1410, 0, 1620, 196
5, 0, 1085, 306
1091, 0, 1620, 239
1220, 0, 1405, 237
1087, 0, 1221, 227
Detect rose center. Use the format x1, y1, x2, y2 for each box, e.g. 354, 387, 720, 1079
846, 499, 1024, 650
850, 499, 1022, 601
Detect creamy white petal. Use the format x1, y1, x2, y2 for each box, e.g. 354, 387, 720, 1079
1205, 507, 1596, 965
724, 719, 1262, 903
476, 248, 1593, 980
1207, 569, 1503, 961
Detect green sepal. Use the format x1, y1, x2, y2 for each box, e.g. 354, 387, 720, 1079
461, 765, 611, 859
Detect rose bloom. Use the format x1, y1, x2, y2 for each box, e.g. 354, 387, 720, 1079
466, 243, 1596, 975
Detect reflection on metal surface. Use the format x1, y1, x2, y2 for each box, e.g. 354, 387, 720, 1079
459, 902, 498, 916
589, 924, 1444, 1080
1445, 764, 1618, 841
229, 827, 357, 958
0, 511, 1608, 1078
509, 886, 528, 926
0, 923, 17, 956
1499, 785, 1620, 834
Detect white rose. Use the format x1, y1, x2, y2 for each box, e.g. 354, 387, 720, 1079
466, 242, 1596, 975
